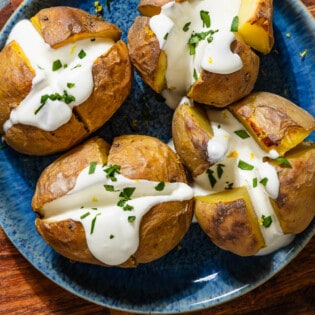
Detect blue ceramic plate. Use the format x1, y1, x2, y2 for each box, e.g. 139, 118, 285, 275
0, 0, 314, 313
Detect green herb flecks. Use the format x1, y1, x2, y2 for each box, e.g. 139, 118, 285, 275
230, 16, 239, 32
78, 49, 87, 59
155, 182, 165, 191
225, 181, 234, 190
128, 215, 136, 223
183, 22, 191, 32
67, 82, 75, 88
238, 160, 254, 171
103, 164, 121, 181
260, 177, 268, 186
200, 10, 211, 28
52, 59, 62, 71
206, 169, 217, 188
274, 157, 292, 168
234, 129, 250, 139
260, 215, 272, 228
117, 187, 136, 211
34, 90, 76, 114
188, 29, 219, 55
216, 163, 225, 179
88, 161, 98, 174
164, 32, 169, 40
90, 213, 101, 234
104, 184, 116, 192
80, 212, 91, 220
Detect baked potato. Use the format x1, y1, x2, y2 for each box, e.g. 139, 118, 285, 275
172, 93, 315, 256
128, 0, 273, 108
32, 135, 194, 267
0, 6, 133, 155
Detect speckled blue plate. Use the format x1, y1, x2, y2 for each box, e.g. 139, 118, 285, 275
0, 0, 314, 313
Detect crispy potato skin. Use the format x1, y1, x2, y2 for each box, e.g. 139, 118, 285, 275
0, 41, 34, 134
187, 41, 260, 107
128, 16, 166, 92
33, 136, 193, 267
230, 92, 315, 155
31, 6, 121, 48
270, 142, 315, 234
172, 101, 213, 177
0, 7, 132, 156
195, 187, 265, 256
138, 0, 173, 16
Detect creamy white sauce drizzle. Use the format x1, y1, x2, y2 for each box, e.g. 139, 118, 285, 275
4, 19, 114, 132
192, 108, 294, 254
43, 164, 194, 265
149, 0, 243, 108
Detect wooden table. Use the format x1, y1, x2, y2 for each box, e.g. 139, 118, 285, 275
0, 1, 314, 314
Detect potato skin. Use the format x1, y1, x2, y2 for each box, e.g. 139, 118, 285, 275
128, 16, 166, 92
0, 7, 132, 156
33, 135, 193, 267
172, 100, 213, 177
230, 92, 315, 155
187, 40, 260, 107
31, 6, 121, 48
270, 142, 315, 234
195, 187, 266, 256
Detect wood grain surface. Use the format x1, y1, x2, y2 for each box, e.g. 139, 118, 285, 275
0, 1, 314, 314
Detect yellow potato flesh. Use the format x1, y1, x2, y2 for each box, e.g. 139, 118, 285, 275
237, 0, 274, 54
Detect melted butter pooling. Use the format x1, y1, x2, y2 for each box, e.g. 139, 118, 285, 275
191, 106, 294, 255
4, 20, 114, 132
149, 0, 243, 108
43, 164, 194, 265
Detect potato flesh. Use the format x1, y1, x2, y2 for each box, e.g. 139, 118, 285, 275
237, 0, 274, 54
195, 187, 266, 256
230, 92, 315, 156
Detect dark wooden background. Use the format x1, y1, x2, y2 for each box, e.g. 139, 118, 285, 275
0, 1, 314, 314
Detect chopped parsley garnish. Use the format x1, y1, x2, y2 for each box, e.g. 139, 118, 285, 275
52, 59, 62, 71
67, 82, 75, 88
104, 164, 121, 181
260, 177, 268, 186
88, 161, 98, 174
188, 29, 218, 55
216, 163, 225, 179
225, 181, 234, 190
238, 160, 254, 171
193, 68, 198, 81
230, 16, 239, 32
155, 182, 165, 191
253, 177, 258, 188
261, 215, 272, 228
164, 32, 169, 40
234, 129, 250, 139
80, 212, 90, 220
104, 184, 115, 192
206, 169, 217, 188
78, 49, 87, 59
128, 215, 136, 223
109, 234, 115, 239
117, 187, 136, 211
71, 64, 82, 70
183, 22, 191, 32
274, 157, 292, 168
200, 10, 211, 28
34, 90, 76, 114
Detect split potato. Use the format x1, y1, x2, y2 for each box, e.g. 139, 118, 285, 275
236, 0, 274, 54
172, 92, 315, 256
129, 0, 273, 108
0, 6, 133, 155
32, 135, 194, 267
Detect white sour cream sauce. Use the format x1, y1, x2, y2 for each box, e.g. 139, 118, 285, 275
149, 0, 243, 108
187, 102, 294, 255
3, 19, 114, 132
43, 165, 194, 265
